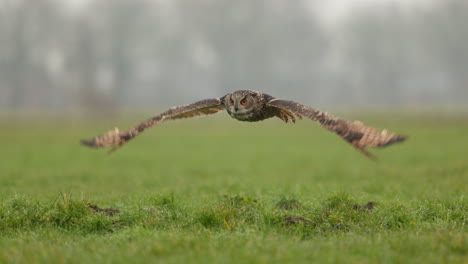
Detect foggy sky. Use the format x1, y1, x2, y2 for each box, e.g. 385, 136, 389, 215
0, 0, 466, 111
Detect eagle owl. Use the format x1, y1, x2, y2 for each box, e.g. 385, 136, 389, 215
81, 90, 406, 158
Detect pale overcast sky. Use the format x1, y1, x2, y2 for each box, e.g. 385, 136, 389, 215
68, 0, 435, 24
313, 0, 435, 25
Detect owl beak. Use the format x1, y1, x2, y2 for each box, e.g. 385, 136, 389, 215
234, 106, 239, 112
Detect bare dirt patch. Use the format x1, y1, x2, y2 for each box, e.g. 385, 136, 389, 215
86, 202, 121, 216
353, 201, 376, 211
276, 199, 301, 210
283, 214, 311, 226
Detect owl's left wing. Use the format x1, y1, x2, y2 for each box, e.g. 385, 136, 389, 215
81, 98, 224, 152
267, 99, 406, 159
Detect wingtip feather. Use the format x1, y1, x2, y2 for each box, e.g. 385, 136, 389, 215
80, 138, 98, 147
383, 134, 407, 147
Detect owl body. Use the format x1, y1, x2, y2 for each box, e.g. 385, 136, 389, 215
223, 90, 277, 122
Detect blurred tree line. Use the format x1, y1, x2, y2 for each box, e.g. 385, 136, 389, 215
0, 0, 466, 111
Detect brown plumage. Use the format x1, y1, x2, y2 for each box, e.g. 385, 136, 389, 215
266, 99, 405, 159
81, 98, 224, 153
81, 90, 406, 158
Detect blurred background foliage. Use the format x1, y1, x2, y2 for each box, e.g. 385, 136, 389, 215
0, 0, 466, 113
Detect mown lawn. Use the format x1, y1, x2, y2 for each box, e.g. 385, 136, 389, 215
0, 113, 467, 263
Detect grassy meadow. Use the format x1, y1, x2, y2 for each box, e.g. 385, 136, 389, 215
0, 112, 467, 263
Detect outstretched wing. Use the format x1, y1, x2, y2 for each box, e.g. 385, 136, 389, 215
267, 99, 406, 159
81, 98, 224, 152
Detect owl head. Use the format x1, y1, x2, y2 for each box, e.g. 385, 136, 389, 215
224, 90, 259, 119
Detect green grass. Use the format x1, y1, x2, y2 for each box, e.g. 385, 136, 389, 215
0, 113, 467, 263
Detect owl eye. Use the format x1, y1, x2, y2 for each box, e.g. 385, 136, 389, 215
229, 99, 234, 105
240, 99, 248, 105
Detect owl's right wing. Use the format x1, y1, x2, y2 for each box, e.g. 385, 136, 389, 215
267, 99, 406, 159
81, 98, 225, 152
